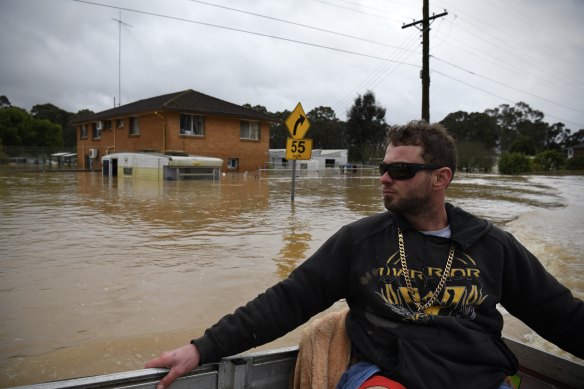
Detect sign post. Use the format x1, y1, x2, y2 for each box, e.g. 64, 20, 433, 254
284, 103, 312, 201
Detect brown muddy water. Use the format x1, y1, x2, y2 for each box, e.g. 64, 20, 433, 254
0, 170, 582, 386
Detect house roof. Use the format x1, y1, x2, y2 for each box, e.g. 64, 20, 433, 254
72, 89, 276, 124
569, 142, 584, 150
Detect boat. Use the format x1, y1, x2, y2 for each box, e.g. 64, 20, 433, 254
101, 152, 223, 181
9, 338, 583, 389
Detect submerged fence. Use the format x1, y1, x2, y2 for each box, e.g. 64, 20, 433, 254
0, 146, 79, 171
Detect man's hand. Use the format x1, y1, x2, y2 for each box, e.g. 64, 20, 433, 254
145, 343, 201, 389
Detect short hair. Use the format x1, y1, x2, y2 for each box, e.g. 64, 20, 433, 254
386, 120, 457, 177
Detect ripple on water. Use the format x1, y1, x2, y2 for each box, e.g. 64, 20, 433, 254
1, 171, 583, 385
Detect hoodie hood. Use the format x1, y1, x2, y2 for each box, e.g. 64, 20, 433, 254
446, 203, 492, 250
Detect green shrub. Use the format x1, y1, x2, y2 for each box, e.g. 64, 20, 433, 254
498, 152, 532, 175
533, 150, 566, 171
565, 156, 584, 170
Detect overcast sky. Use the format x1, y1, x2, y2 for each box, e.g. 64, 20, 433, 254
1, 0, 583, 130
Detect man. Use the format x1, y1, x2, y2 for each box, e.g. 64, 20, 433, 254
146, 121, 584, 388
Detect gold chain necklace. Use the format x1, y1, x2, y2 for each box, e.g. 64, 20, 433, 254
397, 228, 455, 313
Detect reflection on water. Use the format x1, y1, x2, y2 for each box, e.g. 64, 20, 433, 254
0, 171, 582, 386
275, 203, 312, 279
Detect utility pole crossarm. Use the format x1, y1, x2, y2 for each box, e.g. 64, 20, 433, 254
401, 10, 448, 29
401, 0, 448, 122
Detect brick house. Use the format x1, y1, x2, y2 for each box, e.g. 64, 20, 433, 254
567, 143, 584, 159
73, 89, 275, 172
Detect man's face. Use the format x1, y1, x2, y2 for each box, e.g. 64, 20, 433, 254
380, 144, 434, 213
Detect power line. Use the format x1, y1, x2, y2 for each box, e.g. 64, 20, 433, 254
72, 0, 419, 67
188, 0, 398, 49
434, 2, 584, 92
72, 0, 583, 127
432, 28, 584, 103
432, 56, 584, 115
311, 0, 398, 21
451, 17, 584, 91
332, 34, 420, 112
327, 0, 419, 13
490, 0, 584, 55
433, 70, 584, 129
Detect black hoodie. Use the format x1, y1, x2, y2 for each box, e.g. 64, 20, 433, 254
192, 204, 584, 388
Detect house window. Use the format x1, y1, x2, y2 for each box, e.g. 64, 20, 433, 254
227, 158, 239, 170
240, 120, 260, 140
129, 117, 139, 135
92, 123, 102, 139
180, 114, 205, 136
104, 120, 112, 131
80, 125, 88, 139
116, 119, 124, 128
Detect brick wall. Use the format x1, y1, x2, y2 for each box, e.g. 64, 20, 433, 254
77, 111, 270, 173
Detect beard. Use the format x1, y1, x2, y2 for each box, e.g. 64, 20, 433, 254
383, 178, 432, 215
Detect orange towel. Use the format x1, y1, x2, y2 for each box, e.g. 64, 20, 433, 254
291, 308, 351, 389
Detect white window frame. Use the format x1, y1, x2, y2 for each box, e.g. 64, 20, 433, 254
92, 123, 102, 139
240, 120, 260, 140
227, 158, 239, 170
129, 117, 140, 135
80, 125, 88, 138
180, 114, 205, 136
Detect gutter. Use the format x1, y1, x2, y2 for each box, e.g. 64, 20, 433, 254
154, 111, 167, 153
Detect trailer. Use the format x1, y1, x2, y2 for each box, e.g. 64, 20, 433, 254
101, 152, 223, 181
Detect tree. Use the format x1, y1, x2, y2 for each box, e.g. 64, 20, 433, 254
456, 141, 495, 173
440, 111, 498, 149
0, 106, 34, 146
485, 102, 548, 154
346, 91, 387, 163
0, 106, 63, 148
0, 95, 11, 108
31, 103, 72, 147
31, 119, 63, 148
440, 111, 498, 172
564, 129, 584, 147
242, 104, 268, 114
306, 106, 347, 149
516, 119, 548, 155
269, 110, 290, 149
565, 157, 584, 170
533, 150, 565, 171
498, 152, 531, 175
546, 122, 571, 150
0, 138, 7, 163
508, 135, 536, 155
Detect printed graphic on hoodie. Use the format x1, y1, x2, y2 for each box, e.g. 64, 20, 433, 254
377, 251, 488, 322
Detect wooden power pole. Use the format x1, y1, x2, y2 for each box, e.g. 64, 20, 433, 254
402, 0, 447, 122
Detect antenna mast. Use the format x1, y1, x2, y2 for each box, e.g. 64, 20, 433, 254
112, 10, 132, 107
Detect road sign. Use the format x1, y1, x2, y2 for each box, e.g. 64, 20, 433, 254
285, 103, 311, 140
286, 138, 313, 160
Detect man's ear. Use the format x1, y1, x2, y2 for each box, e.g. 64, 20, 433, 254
434, 167, 453, 189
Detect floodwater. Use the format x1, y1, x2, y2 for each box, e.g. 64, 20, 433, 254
0, 170, 582, 386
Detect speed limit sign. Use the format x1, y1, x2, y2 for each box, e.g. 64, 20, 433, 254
285, 138, 313, 160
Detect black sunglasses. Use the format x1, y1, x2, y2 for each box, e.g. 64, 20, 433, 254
379, 162, 443, 180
